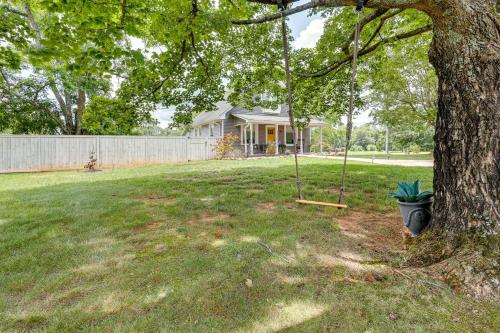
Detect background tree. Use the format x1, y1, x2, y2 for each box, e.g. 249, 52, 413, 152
2, 0, 150, 134
0, 72, 58, 133
82, 96, 154, 135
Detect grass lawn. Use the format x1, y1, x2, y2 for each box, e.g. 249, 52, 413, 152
347, 151, 434, 160
0, 158, 498, 332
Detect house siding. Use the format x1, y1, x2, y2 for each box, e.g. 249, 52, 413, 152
223, 117, 241, 142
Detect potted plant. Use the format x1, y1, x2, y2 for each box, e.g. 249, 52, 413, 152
389, 180, 433, 236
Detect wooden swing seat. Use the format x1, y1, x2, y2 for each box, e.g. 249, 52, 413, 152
296, 199, 348, 209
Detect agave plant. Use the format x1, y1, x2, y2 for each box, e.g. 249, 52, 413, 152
388, 180, 433, 203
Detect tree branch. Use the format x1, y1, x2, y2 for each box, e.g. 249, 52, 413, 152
23, 2, 42, 46
232, 0, 424, 25
232, 1, 321, 24
190, 32, 211, 79
340, 9, 389, 55
341, 8, 404, 55
120, 0, 127, 25
298, 24, 432, 78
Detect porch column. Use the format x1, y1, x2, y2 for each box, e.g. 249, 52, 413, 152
244, 125, 248, 155
320, 126, 323, 153
255, 124, 259, 144
309, 127, 312, 153
283, 124, 287, 150
250, 123, 254, 155
284, 125, 287, 146
275, 124, 279, 155
240, 125, 244, 145
300, 129, 304, 154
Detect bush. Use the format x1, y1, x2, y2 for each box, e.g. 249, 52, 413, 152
366, 144, 377, 151
409, 144, 421, 154
350, 144, 364, 152
266, 141, 276, 155
213, 133, 241, 159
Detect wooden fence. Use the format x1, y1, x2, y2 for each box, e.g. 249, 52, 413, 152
0, 135, 221, 173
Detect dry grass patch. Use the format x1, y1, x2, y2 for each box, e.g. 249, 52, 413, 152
134, 195, 177, 206
256, 202, 276, 212
133, 220, 165, 232
335, 211, 405, 254
187, 212, 231, 225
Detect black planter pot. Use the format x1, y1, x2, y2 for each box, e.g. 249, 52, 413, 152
397, 200, 432, 236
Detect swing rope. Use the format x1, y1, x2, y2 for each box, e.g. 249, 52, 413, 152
338, 9, 362, 204
279, 1, 303, 200
277, 0, 364, 205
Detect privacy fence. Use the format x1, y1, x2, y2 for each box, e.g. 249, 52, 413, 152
0, 135, 221, 173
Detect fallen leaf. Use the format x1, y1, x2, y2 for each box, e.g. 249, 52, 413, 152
388, 312, 399, 321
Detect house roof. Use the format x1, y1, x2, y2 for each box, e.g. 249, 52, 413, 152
232, 113, 327, 127
192, 101, 234, 126
191, 101, 328, 127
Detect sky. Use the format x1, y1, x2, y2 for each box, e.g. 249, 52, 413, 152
154, 0, 371, 128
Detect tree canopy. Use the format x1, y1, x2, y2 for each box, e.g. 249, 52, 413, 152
1, 0, 436, 133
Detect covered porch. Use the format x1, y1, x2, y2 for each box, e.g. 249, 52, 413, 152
236, 121, 327, 156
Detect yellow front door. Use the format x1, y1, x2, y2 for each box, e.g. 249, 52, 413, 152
267, 128, 275, 144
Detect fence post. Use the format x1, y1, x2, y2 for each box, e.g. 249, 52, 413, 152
186, 137, 190, 162
9, 136, 12, 172
205, 140, 208, 160
144, 136, 148, 164
38, 137, 41, 171
96, 136, 100, 168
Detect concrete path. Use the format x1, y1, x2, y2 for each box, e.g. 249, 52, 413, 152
300, 154, 433, 167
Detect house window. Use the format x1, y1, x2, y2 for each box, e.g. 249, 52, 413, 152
286, 126, 294, 144
209, 124, 214, 137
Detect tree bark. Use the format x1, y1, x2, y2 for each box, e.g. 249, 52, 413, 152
428, 1, 500, 235
75, 90, 86, 135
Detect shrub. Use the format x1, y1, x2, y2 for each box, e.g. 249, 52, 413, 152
350, 144, 364, 152
409, 144, 421, 154
366, 144, 377, 151
266, 141, 276, 155
213, 133, 240, 159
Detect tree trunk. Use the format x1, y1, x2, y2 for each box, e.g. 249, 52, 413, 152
428, 1, 500, 235
64, 92, 76, 134
75, 90, 86, 135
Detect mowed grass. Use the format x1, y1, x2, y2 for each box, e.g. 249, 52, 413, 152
0, 158, 498, 332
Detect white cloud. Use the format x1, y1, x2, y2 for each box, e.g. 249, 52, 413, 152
292, 18, 325, 49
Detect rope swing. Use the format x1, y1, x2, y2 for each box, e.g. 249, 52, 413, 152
338, 8, 362, 204
278, 0, 303, 200
277, 0, 364, 209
